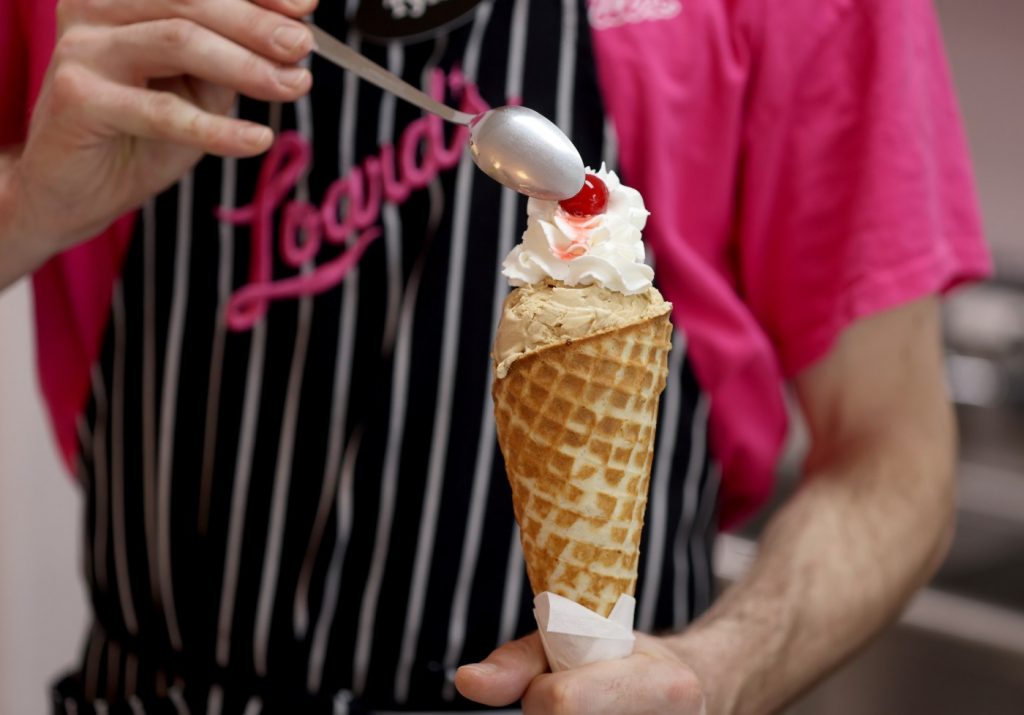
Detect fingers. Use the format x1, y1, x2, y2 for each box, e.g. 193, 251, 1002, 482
58, 0, 317, 66
97, 20, 311, 102
454, 633, 549, 707
60, 64, 273, 157
521, 654, 704, 715
50, 0, 320, 152
180, 79, 236, 118
250, 0, 320, 16
455, 632, 706, 715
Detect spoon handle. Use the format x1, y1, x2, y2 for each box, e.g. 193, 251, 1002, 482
307, 24, 476, 125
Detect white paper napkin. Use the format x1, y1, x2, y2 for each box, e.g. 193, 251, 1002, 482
533, 592, 636, 672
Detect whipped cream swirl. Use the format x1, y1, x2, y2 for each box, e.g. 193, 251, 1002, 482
501, 165, 653, 295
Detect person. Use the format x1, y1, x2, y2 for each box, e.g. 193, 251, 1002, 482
0, 0, 991, 713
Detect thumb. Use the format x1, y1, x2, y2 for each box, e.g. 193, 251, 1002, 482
455, 632, 549, 707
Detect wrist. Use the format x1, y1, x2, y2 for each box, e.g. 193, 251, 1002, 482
665, 608, 781, 715
665, 627, 737, 715
0, 158, 58, 286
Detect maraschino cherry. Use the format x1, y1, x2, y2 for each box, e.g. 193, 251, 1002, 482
558, 173, 609, 217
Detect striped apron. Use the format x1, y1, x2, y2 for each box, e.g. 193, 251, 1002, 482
53, 1, 719, 712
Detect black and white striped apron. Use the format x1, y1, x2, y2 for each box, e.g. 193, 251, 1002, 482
53, 1, 720, 712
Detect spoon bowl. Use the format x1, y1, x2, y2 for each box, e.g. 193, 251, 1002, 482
468, 106, 586, 201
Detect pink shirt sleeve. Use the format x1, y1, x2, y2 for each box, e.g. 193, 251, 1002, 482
591, 0, 990, 527
0, 1, 29, 146
738, 0, 991, 377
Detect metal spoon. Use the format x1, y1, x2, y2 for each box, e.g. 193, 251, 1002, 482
307, 24, 585, 201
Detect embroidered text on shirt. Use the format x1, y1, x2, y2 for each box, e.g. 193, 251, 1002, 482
217, 68, 492, 331
384, 0, 450, 20
587, 0, 682, 30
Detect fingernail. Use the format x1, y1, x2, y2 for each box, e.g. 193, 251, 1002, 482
287, 0, 315, 15
272, 25, 310, 53
277, 66, 311, 89
242, 125, 272, 146
467, 663, 498, 675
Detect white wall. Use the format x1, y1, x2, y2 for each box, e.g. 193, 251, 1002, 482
935, 0, 1024, 279
0, 280, 89, 715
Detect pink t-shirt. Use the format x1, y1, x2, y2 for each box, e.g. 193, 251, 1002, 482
590, 0, 989, 524
4, 0, 990, 527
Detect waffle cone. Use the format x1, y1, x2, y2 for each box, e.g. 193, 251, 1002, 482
493, 311, 672, 617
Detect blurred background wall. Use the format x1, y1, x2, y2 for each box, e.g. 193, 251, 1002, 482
0, 0, 1022, 713
0, 284, 88, 715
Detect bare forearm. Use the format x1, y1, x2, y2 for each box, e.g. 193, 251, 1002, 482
0, 150, 53, 290
669, 427, 955, 715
